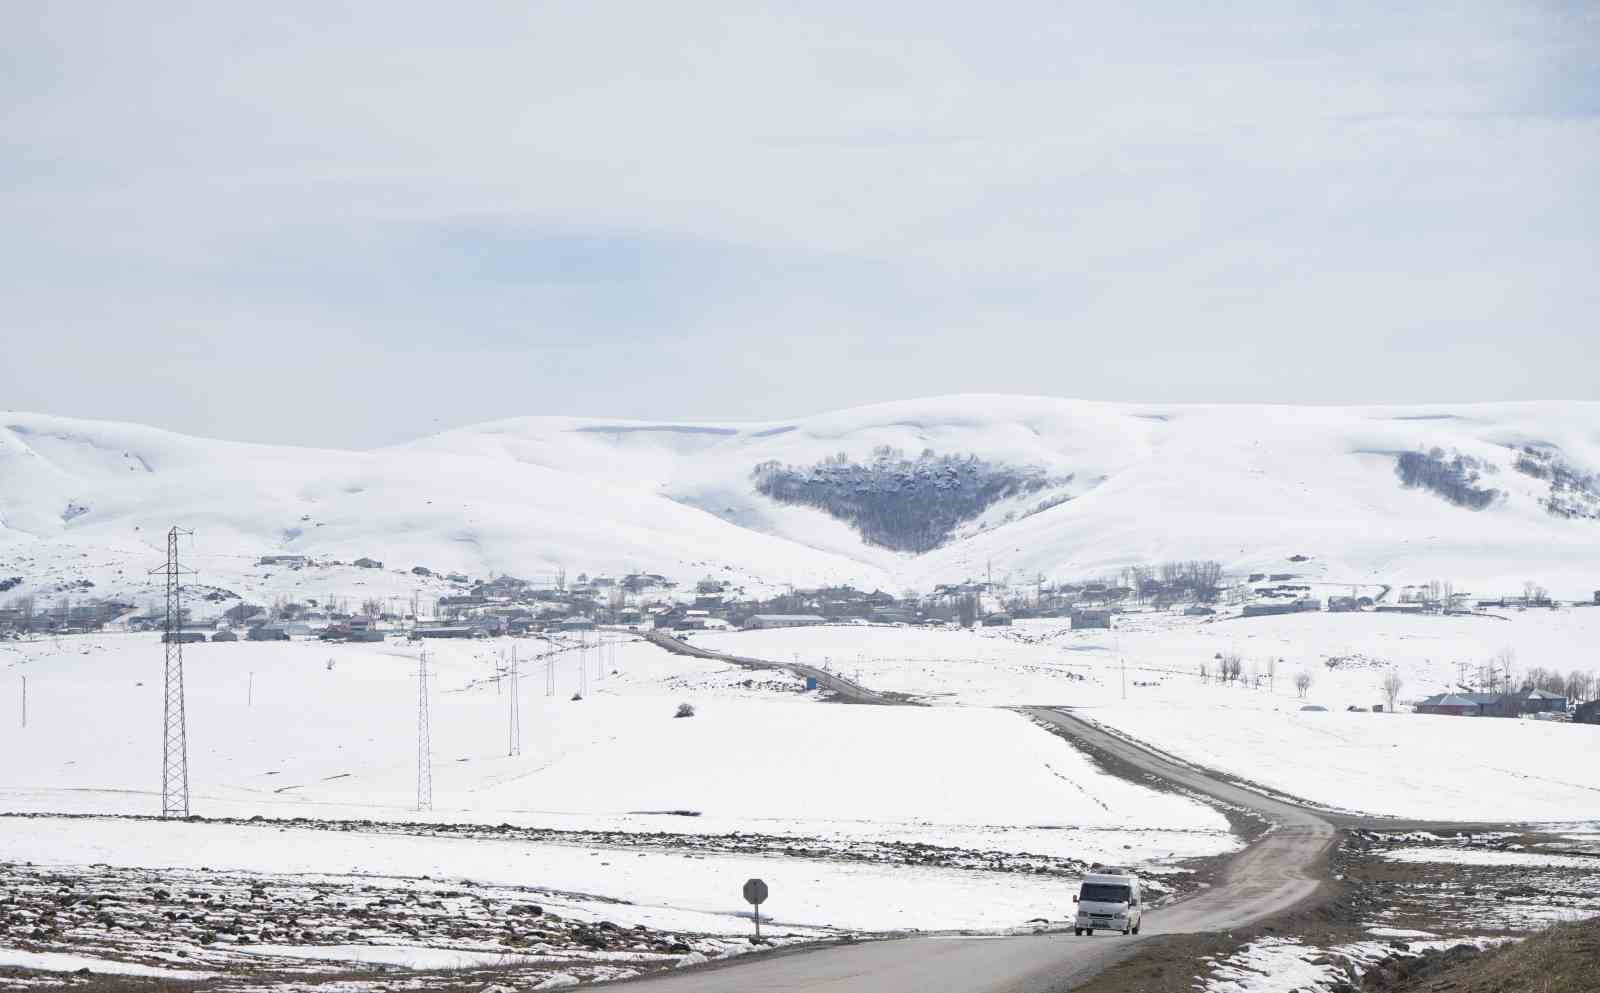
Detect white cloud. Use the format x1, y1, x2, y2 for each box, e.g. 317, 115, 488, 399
2, 1, 1595, 444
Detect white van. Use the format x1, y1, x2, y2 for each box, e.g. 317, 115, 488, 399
1073, 871, 1142, 935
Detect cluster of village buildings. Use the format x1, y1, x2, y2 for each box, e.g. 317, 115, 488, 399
4, 557, 1599, 726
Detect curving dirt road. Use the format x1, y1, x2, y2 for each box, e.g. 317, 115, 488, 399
607, 637, 1339, 992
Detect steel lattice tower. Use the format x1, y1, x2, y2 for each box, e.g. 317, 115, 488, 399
154, 526, 193, 818
507, 646, 522, 756
416, 648, 433, 811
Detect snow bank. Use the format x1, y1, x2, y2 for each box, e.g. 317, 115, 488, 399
0, 949, 212, 980
2, 816, 1085, 932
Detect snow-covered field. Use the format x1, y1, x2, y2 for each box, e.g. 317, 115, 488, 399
7, 397, 1600, 600
0, 633, 1227, 861
0, 816, 1086, 934
697, 610, 1600, 710
0, 630, 1232, 949
694, 612, 1600, 821
1381, 847, 1600, 870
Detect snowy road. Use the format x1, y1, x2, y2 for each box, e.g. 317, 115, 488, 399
646, 632, 893, 703
604, 705, 1337, 992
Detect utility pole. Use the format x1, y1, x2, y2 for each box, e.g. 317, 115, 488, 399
1121, 656, 1127, 700
416, 647, 433, 812
19, 675, 24, 728
579, 632, 589, 698
508, 645, 522, 757
248, 671, 253, 707
150, 526, 194, 819
545, 656, 555, 697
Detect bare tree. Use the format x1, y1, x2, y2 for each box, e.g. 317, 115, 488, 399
1381, 671, 1404, 711
1266, 656, 1279, 692
1130, 565, 1154, 604
1217, 653, 1242, 684
957, 594, 979, 628
361, 598, 383, 618
1566, 669, 1597, 703
1295, 671, 1313, 698
1491, 648, 1516, 694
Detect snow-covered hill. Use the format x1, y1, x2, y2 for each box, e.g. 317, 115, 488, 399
4, 396, 1600, 600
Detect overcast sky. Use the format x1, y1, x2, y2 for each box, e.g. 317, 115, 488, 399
3, 2, 1596, 447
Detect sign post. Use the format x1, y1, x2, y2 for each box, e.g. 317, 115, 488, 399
742, 878, 769, 942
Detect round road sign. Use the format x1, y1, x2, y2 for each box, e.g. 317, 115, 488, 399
742, 878, 769, 906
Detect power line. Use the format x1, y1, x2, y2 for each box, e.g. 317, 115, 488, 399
416, 647, 433, 812
149, 526, 194, 819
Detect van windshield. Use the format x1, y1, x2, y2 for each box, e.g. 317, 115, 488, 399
1080, 884, 1131, 904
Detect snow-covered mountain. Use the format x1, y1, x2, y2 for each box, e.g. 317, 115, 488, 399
3, 396, 1599, 600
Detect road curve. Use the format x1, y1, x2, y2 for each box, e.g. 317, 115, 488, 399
1027, 707, 1334, 935
647, 632, 895, 704
606, 638, 1338, 992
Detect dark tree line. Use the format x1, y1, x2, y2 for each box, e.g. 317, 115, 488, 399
1395, 448, 1500, 510
752, 447, 1058, 553
1512, 446, 1600, 520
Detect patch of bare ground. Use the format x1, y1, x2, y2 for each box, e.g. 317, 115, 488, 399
1358, 916, 1600, 993
1070, 827, 1600, 993
1341, 830, 1600, 936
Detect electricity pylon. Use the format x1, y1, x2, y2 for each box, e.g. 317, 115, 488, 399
150, 526, 194, 818
507, 645, 522, 756
416, 647, 433, 811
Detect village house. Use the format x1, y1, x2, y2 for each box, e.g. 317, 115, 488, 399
1070, 608, 1113, 629
258, 555, 310, 569
744, 614, 827, 630
1415, 689, 1569, 718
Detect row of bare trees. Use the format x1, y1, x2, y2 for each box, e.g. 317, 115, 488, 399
1199, 653, 1319, 697
1119, 560, 1225, 605
1523, 664, 1598, 702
